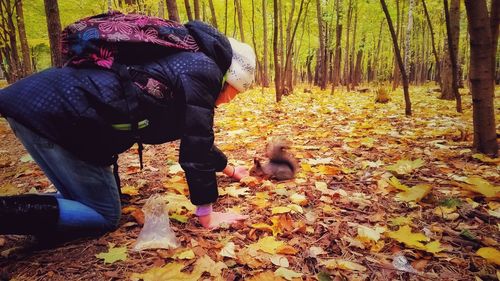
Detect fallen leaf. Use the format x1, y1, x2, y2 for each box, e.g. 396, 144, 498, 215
248, 236, 285, 254
321, 259, 367, 272
95, 244, 127, 264
130, 262, 196, 281
172, 249, 195, 260
220, 242, 236, 258
476, 247, 500, 266
395, 184, 432, 202
270, 255, 289, 267
386, 159, 424, 175
274, 267, 302, 280
121, 185, 140, 196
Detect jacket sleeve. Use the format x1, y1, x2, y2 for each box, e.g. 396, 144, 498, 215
178, 64, 226, 206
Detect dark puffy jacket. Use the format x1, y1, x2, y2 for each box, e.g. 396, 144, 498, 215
0, 21, 232, 205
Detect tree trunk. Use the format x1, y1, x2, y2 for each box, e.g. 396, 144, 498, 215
235, 0, 245, 42
273, 0, 283, 101
373, 20, 383, 81
441, 0, 460, 100
392, 0, 401, 91
421, 0, 441, 88
404, 0, 414, 79
184, 0, 193, 21
251, 0, 260, 84
262, 0, 269, 87
158, 0, 164, 18
208, 0, 218, 28
15, 0, 31, 77
380, 0, 411, 116
165, 0, 180, 22
331, 0, 342, 92
349, 3, 358, 89
343, 0, 352, 90
193, 0, 200, 20
44, 0, 62, 67
284, 0, 306, 93
464, 0, 498, 156
443, 0, 462, 112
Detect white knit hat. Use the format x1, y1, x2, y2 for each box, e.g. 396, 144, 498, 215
226, 38, 256, 92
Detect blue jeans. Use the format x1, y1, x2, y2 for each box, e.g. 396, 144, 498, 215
7, 118, 121, 232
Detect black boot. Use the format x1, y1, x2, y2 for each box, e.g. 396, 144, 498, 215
0, 194, 59, 235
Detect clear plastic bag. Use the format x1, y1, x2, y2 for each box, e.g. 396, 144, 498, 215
133, 194, 179, 251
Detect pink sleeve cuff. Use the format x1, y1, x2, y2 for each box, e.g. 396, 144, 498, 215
195, 204, 213, 217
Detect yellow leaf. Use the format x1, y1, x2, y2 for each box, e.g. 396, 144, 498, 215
163, 182, 189, 195
272, 206, 292, 214
461, 177, 500, 198
276, 245, 298, 255
290, 193, 308, 205
270, 255, 289, 267
322, 259, 367, 272
424, 241, 445, 254
168, 164, 184, 174
386, 225, 429, 250
317, 165, 341, 175
357, 225, 386, 243
225, 185, 250, 197
172, 249, 195, 260
286, 204, 303, 214
248, 271, 286, 281
220, 242, 236, 258
433, 206, 459, 220
389, 216, 413, 226
274, 267, 302, 281
130, 262, 197, 281
170, 213, 189, 223
121, 185, 140, 196
248, 236, 285, 254
192, 255, 228, 280
476, 247, 500, 265
165, 193, 195, 213
472, 153, 500, 164
395, 184, 432, 202
387, 177, 410, 191
386, 159, 424, 175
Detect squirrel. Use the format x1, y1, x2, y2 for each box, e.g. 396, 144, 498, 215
250, 139, 299, 180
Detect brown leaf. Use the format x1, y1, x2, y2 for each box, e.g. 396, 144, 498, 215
131, 209, 145, 225
411, 259, 429, 271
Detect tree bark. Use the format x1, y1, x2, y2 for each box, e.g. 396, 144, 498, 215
343, 0, 352, 90
331, 0, 342, 92
235, 0, 245, 42
443, 0, 462, 112
464, 0, 498, 156
273, 0, 282, 101
184, 0, 193, 21
193, 0, 200, 20
422, 0, 441, 87
284, 0, 307, 92
262, 0, 269, 87
15, 0, 31, 77
165, 0, 180, 22
380, 0, 411, 116
208, 0, 218, 28
441, 0, 460, 100
44, 0, 62, 67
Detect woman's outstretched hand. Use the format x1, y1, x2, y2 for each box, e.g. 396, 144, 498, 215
198, 211, 248, 229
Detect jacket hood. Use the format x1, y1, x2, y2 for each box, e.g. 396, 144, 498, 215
185, 21, 233, 74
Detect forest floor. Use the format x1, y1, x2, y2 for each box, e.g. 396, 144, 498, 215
0, 84, 499, 281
